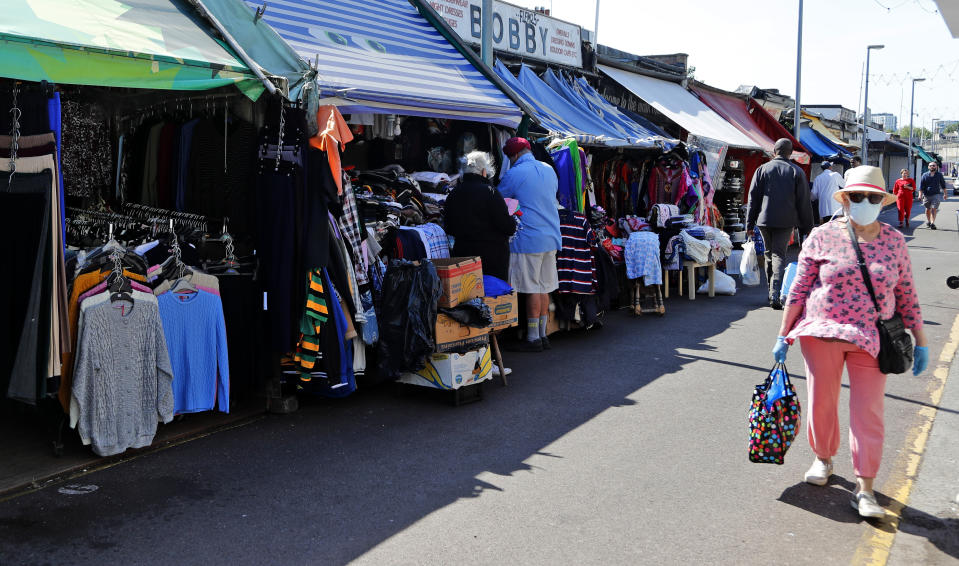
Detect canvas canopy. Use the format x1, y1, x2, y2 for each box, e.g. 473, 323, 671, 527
251, 0, 522, 127
1, 0, 265, 98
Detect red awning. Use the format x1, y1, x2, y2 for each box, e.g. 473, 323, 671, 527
691, 86, 810, 165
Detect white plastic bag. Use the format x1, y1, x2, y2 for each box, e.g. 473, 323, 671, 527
698, 270, 737, 295
740, 241, 761, 287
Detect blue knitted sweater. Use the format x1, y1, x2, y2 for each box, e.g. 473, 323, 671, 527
158, 290, 230, 414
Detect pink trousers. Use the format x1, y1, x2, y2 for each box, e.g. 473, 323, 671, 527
799, 336, 887, 478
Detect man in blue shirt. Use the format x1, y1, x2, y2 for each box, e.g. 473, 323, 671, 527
497, 137, 561, 352
919, 161, 948, 229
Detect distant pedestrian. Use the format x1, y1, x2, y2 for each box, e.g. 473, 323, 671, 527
951, 165, 956, 178
746, 138, 814, 309
891, 168, 916, 229
772, 166, 928, 519
919, 161, 947, 229
843, 155, 862, 184
810, 161, 844, 224
444, 151, 516, 281
497, 137, 561, 352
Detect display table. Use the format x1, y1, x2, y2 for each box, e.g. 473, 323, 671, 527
663, 260, 716, 300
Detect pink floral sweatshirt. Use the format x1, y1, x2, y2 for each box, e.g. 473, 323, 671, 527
785, 219, 922, 357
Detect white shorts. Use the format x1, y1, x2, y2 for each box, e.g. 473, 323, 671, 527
509, 251, 558, 294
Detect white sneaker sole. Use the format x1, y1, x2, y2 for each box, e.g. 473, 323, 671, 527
804, 474, 829, 486
850, 498, 886, 519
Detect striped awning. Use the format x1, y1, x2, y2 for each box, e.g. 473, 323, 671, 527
247, 0, 522, 127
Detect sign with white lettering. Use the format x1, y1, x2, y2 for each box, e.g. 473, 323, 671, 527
429, 0, 583, 68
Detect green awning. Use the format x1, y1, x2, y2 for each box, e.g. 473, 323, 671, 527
198, 0, 314, 101
914, 146, 936, 163
0, 0, 264, 98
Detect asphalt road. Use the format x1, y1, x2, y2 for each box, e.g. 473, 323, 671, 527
1, 200, 957, 566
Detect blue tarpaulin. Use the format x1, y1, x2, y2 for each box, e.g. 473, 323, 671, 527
542, 70, 672, 149
799, 126, 852, 161
494, 61, 606, 145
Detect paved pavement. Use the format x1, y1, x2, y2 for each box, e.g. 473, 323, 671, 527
0, 200, 957, 566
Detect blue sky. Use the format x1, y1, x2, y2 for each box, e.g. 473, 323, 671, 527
510, 0, 959, 131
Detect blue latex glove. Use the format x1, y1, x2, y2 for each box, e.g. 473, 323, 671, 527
772, 336, 789, 363
913, 346, 929, 376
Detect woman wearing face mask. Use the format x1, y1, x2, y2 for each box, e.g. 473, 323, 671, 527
770, 166, 928, 519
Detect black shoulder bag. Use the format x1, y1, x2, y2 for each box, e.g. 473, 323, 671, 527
845, 221, 913, 374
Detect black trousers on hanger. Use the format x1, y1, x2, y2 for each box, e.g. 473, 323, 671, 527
0, 171, 52, 405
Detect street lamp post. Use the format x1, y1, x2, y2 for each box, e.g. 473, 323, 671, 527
862, 44, 884, 165
909, 77, 926, 179
932, 118, 940, 152
794, 0, 803, 140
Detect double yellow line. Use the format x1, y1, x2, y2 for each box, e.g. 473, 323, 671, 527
852, 313, 959, 565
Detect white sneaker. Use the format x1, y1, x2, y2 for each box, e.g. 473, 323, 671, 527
803, 459, 833, 486
851, 490, 886, 519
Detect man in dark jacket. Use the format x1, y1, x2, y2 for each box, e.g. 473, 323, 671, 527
746, 138, 814, 309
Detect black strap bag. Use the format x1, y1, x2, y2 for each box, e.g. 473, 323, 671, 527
845, 221, 913, 374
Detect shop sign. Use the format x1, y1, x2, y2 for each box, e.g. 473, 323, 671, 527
429, 0, 583, 68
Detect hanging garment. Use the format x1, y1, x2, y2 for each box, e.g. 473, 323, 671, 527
157, 290, 230, 414
256, 168, 298, 352
70, 293, 174, 457
0, 171, 51, 404
625, 231, 663, 285
337, 177, 369, 285
309, 105, 353, 195
61, 99, 113, 199
59, 268, 149, 412
216, 274, 261, 401
293, 269, 331, 380
409, 223, 450, 260
557, 209, 596, 294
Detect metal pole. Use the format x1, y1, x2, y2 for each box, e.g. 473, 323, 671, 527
909, 80, 917, 179
594, 0, 601, 48
794, 0, 803, 140
481, 0, 493, 66
862, 48, 870, 164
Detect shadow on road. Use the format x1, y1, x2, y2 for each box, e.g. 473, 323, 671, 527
778, 477, 959, 560
0, 279, 767, 564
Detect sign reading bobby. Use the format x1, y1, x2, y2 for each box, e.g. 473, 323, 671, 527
430, 0, 583, 68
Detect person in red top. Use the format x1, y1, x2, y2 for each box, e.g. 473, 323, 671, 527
891, 168, 916, 229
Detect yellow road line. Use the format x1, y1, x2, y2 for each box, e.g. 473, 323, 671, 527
851, 314, 959, 565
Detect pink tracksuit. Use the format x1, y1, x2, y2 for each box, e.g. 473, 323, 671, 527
785, 220, 922, 478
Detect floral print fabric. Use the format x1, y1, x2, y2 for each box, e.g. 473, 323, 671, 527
786, 219, 922, 357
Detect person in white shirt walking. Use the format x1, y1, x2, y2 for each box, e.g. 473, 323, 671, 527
810, 161, 844, 224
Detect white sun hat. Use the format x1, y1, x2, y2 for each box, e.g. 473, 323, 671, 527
834, 166, 896, 206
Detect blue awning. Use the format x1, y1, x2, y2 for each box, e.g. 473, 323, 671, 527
247, 0, 522, 127
494, 61, 605, 145
497, 62, 659, 147
543, 70, 675, 149
799, 126, 851, 160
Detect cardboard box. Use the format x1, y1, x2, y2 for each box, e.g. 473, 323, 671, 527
397, 347, 493, 390
434, 256, 484, 308
435, 313, 490, 353
483, 292, 518, 330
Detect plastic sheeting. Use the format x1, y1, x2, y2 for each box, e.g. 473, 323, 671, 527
377, 260, 442, 379
495, 62, 621, 146
799, 126, 851, 161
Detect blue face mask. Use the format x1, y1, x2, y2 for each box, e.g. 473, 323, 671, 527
847, 200, 881, 225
